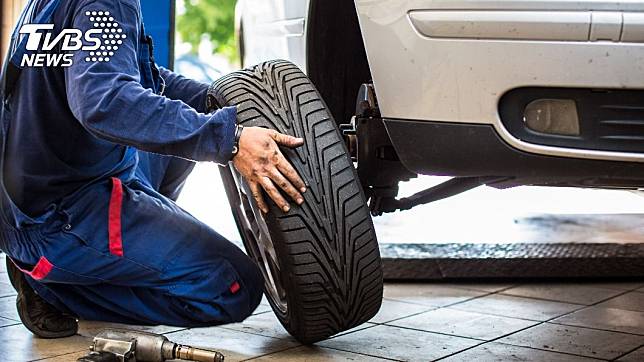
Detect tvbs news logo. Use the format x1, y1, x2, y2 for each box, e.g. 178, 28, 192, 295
19, 11, 126, 67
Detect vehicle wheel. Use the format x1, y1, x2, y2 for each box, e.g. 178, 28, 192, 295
209, 60, 383, 344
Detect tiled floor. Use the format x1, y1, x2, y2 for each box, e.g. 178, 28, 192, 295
1, 254, 643, 361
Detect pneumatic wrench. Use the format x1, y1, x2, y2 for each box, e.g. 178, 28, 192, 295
77, 329, 225, 362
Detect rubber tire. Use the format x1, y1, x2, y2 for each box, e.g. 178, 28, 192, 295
210, 60, 383, 344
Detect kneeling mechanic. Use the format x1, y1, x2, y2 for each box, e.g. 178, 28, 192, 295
0, 0, 306, 338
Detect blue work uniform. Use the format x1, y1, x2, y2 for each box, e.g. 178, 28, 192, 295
0, 0, 263, 326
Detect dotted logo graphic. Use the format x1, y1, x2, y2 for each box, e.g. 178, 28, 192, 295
84, 11, 126, 63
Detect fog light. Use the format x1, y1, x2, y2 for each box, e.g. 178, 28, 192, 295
523, 99, 580, 136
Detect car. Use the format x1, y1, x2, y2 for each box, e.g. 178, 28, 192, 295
212, 0, 644, 344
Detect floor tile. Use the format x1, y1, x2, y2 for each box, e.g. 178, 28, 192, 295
442, 342, 601, 362
0, 316, 18, 327
447, 283, 515, 293
318, 324, 479, 361
554, 306, 644, 335
333, 323, 378, 337
369, 299, 433, 324
252, 345, 389, 361
252, 304, 273, 315
498, 323, 644, 360
218, 311, 294, 340
259, 295, 269, 305
0, 281, 16, 298
584, 282, 644, 291
0, 295, 19, 321
219, 310, 374, 342
0, 324, 90, 361
389, 308, 537, 340
252, 295, 274, 315
453, 294, 581, 321
36, 351, 88, 361
383, 284, 484, 307
164, 326, 299, 362
501, 284, 622, 305
596, 291, 644, 312
78, 321, 185, 338
617, 346, 644, 361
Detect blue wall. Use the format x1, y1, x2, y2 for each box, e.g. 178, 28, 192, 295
140, 0, 174, 69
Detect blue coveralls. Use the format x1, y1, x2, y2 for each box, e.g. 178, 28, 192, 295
0, 0, 263, 326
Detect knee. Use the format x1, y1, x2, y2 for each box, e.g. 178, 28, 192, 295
228, 258, 264, 322
201, 255, 264, 324
171, 261, 263, 326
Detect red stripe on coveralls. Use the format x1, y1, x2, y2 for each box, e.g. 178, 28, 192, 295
12, 256, 54, 280
230, 281, 241, 294
108, 177, 124, 257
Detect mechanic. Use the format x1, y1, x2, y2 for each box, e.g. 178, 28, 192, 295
0, 0, 306, 338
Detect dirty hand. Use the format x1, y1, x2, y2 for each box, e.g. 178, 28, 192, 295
232, 127, 307, 213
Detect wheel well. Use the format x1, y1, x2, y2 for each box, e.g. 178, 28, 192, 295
306, 0, 372, 125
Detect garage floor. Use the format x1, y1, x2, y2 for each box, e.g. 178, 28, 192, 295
1, 254, 643, 361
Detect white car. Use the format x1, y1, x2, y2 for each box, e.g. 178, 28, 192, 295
237, 0, 644, 214
210, 0, 644, 344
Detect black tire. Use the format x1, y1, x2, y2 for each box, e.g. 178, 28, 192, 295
209, 60, 383, 344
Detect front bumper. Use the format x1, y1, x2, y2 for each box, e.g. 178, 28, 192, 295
384, 118, 644, 189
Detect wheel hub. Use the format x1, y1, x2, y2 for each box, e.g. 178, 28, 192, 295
230, 168, 288, 314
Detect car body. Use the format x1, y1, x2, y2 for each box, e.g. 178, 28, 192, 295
236, 0, 644, 213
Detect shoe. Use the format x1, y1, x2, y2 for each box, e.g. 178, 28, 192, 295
6, 257, 78, 338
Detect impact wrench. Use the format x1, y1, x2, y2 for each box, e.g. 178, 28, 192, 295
77, 329, 225, 362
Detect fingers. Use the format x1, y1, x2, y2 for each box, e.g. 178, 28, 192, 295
276, 154, 307, 193
259, 176, 290, 213
236, 128, 307, 214
249, 182, 269, 214
271, 130, 304, 148
269, 169, 304, 205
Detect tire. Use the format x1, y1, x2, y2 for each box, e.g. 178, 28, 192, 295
209, 60, 383, 344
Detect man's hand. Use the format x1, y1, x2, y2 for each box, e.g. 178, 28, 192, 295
232, 127, 307, 213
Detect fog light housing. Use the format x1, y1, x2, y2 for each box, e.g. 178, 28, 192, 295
523, 99, 580, 136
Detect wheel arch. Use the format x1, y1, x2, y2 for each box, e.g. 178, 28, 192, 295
306, 0, 372, 125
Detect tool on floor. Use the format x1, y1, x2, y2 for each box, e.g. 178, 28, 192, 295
77, 329, 225, 362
